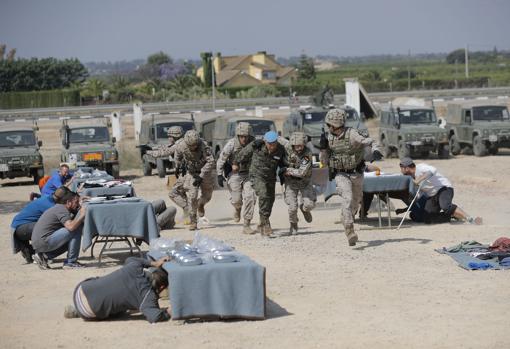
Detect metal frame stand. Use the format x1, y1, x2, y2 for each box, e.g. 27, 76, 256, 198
90, 236, 143, 267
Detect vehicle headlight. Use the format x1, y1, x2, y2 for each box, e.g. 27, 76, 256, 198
105, 150, 117, 160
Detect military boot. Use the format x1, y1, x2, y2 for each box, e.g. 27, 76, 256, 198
197, 203, 205, 218
262, 220, 273, 237
290, 222, 298, 235
189, 220, 198, 231
233, 207, 242, 223
345, 224, 358, 246
242, 220, 256, 235
300, 204, 313, 223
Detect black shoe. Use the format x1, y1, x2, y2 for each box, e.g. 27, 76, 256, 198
20, 246, 34, 264
33, 253, 50, 270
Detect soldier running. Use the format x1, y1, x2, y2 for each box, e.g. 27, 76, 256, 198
280, 132, 316, 235
320, 109, 383, 246
235, 131, 287, 237
216, 122, 257, 234
171, 130, 215, 230
145, 126, 183, 159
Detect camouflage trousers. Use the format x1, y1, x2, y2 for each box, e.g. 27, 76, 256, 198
227, 172, 255, 221
284, 183, 316, 224
251, 177, 276, 220
334, 172, 363, 227
169, 173, 214, 223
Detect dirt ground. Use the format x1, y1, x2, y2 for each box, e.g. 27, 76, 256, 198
1, 110, 510, 348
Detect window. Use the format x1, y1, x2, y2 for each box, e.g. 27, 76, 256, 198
69, 127, 109, 143
262, 71, 276, 79
0, 131, 36, 147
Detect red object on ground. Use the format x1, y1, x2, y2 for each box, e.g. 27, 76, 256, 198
489, 237, 510, 252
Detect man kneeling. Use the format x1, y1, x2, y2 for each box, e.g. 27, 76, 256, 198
64, 257, 171, 323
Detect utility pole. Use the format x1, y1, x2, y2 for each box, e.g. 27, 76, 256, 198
465, 44, 469, 78
407, 49, 411, 91
211, 54, 216, 110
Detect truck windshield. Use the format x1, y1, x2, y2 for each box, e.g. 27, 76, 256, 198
472, 106, 509, 121
244, 120, 276, 136
156, 122, 194, 139
398, 109, 436, 124
0, 131, 36, 147
302, 110, 357, 124
69, 127, 109, 143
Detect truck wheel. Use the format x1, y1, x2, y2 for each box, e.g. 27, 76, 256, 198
381, 138, 392, 158
488, 146, 499, 155
143, 158, 152, 176
398, 140, 410, 159
111, 165, 120, 179
449, 135, 461, 156
438, 144, 450, 159
156, 158, 166, 178
420, 151, 429, 158
473, 135, 487, 157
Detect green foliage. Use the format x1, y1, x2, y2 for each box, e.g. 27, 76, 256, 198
0, 58, 88, 92
147, 51, 172, 66
446, 49, 466, 64
0, 89, 80, 109
297, 54, 316, 80
200, 52, 213, 88
235, 85, 281, 99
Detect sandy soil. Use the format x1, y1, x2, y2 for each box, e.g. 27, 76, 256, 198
1, 111, 510, 349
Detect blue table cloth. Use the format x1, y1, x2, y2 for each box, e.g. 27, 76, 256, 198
82, 199, 159, 251
148, 249, 266, 320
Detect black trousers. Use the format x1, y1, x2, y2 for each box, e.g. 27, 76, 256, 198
423, 187, 457, 224
14, 222, 36, 250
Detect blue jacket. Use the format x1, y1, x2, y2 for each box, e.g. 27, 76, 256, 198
11, 195, 55, 229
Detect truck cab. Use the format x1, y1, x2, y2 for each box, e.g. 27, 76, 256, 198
0, 125, 44, 184
446, 102, 510, 156
60, 120, 120, 178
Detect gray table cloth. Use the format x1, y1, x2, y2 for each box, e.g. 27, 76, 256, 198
82, 199, 159, 251
71, 175, 114, 192
148, 250, 266, 320
363, 175, 415, 194
81, 185, 135, 198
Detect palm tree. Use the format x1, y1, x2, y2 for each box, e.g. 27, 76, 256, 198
85, 78, 106, 104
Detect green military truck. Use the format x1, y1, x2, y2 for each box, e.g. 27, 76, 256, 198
379, 105, 449, 159
0, 125, 44, 184
60, 119, 120, 178
137, 114, 195, 177
199, 115, 277, 158
446, 102, 510, 156
282, 105, 368, 162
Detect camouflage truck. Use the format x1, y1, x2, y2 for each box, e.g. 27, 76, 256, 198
199, 115, 277, 158
60, 119, 120, 178
446, 102, 510, 156
379, 105, 449, 159
0, 125, 44, 184
137, 115, 195, 177
282, 105, 368, 162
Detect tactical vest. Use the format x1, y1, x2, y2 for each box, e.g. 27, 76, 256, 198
328, 128, 364, 171
286, 145, 312, 179
229, 136, 253, 172
181, 141, 209, 175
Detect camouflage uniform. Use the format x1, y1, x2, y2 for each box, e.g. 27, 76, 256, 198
283, 132, 316, 234
172, 130, 215, 229
321, 109, 380, 246
235, 136, 287, 235
216, 124, 256, 233
145, 125, 183, 160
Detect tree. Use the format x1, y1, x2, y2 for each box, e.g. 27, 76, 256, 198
200, 52, 213, 87
0, 44, 5, 60
6, 48, 16, 62
446, 49, 466, 64
147, 51, 172, 66
84, 78, 105, 103
297, 53, 316, 80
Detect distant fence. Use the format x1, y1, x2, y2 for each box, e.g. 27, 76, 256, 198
0, 89, 80, 109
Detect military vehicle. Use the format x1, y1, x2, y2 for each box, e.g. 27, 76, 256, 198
60, 119, 120, 178
379, 105, 449, 159
199, 115, 277, 158
282, 105, 368, 162
0, 125, 44, 183
137, 114, 195, 177
446, 101, 510, 156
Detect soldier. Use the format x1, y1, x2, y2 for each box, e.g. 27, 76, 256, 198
172, 130, 215, 230
216, 122, 257, 234
235, 131, 287, 237
320, 109, 383, 246
280, 132, 316, 235
145, 126, 183, 159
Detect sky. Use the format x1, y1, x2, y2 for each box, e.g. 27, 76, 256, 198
1, 0, 510, 62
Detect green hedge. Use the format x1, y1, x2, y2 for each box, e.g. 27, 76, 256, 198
0, 89, 80, 109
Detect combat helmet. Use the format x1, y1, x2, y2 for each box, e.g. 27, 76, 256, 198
235, 122, 252, 136
325, 108, 346, 128
290, 132, 307, 146
184, 130, 200, 147
167, 126, 184, 139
